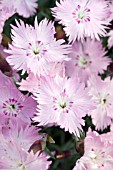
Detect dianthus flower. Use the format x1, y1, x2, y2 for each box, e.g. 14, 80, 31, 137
33, 75, 94, 136
73, 129, 113, 170
5, 18, 70, 76
2, 121, 41, 151
0, 141, 51, 170
88, 76, 113, 130
65, 38, 111, 83
52, 0, 110, 41
0, 71, 36, 126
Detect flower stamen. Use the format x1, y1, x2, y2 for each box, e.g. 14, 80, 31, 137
72, 4, 91, 24
2, 98, 23, 117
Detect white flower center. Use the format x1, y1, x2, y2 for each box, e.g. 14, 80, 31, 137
72, 5, 91, 24
2, 98, 23, 117
97, 93, 112, 108
76, 55, 92, 69
26, 41, 47, 61
79, 57, 88, 67
52, 89, 74, 113
59, 101, 67, 109
18, 163, 26, 170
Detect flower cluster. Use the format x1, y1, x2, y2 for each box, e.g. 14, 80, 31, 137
0, 0, 113, 169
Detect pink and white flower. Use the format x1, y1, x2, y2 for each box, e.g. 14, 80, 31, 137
33, 75, 94, 136
65, 38, 111, 83
0, 71, 36, 126
73, 129, 113, 170
2, 122, 41, 151
5, 18, 70, 76
52, 0, 110, 41
88, 76, 113, 130
0, 141, 51, 170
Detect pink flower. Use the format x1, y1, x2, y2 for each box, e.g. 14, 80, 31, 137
52, 0, 110, 41
0, 141, 51, 170
5, 18, 70, 76
88, 76, 113, 130
65, 38, 111, 83
2, 121, 41, 151
33, 75, 94, 136
0, 71, 36, 126
73, 129, 113, 170
0, 0, 38, 18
